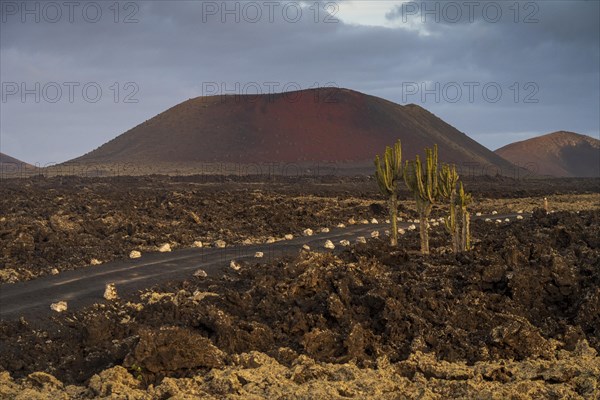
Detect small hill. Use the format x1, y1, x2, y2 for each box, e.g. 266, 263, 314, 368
1, 152, 30, 165
495, 131, 600, 177
0, 152, 35, 168
69, 88, 516, 174
0, 152, 36, 177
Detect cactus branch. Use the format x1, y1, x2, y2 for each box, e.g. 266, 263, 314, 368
374, 140, 403, 246
404, 145, 440, 255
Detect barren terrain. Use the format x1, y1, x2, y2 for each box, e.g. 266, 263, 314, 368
1, 175, 597, 283
1, 176, 599, 399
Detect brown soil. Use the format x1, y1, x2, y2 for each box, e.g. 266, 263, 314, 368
0, 176, 379, 283
1, 209, 599, 398
1, 175, 598, 283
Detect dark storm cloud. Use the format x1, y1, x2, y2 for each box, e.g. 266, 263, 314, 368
0, 0, 598, 164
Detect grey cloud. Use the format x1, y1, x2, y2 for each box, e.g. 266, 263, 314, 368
0, 0, 598, 163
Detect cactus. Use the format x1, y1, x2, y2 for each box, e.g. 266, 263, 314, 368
404, 145, 440, 254
439, 163, 460, 253
457, 181, 472, 251
374, 140, 403, 246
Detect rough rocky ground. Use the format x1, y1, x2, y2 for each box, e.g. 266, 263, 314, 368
0, 176, 380, 283
1, 175, 598, 283
1, 209, 599, 398
1, 346, 598, 399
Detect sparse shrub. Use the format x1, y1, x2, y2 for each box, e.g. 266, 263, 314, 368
457, 182, 472, 251
439, 164, 472, 253
374, 140, 403, 246
439, 163, 460, 253
404, 145, 440, 254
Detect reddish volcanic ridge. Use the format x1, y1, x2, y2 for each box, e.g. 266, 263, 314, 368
70, 88, 515, 172
495, 131, 600, 177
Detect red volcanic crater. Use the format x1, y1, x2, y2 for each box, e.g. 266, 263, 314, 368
495, 131, 600, 178
70, 88, 515, 172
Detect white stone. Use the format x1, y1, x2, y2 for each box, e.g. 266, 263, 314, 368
397, 217, 403, 222
385, 219, 390, 224
129, 250, 142, 259
284, 234, 294, 240
407, 219, 413, 223
339, 239, 350, 247
408, 224, 416, 231
356, 236, 367, 244
360, 219, 370, 225
50, 301, 67, 312
158, 243, 171, 253
431, 221, 439, 227
485, 218, 492, 222
90, 258, 102, 265
303, 228, 314, 236
192, 291, 218, 302
370, 218, 378, 224
371, 230, 379, 238
302, 244, 311, 251
504, 218, 510, 222
214, 240, 227, 248
398, 228, 406, 235
321, 227, 330, 233
414, 219, 420, 224
430, 218, 436, 223
254, 251, 264, 258
495, 219, 502, 223
193, 241, 203, 248
492, 211, 498, 215
242, 239, 253, 245
230, 260, 241, 270
50, 268, 59, 275
104, 283, 118, 300
517, 210, 524, 214
348, 218, 356, 225
476, 212, 482, 217
516, 215, 524, 220
194, 269, 207, 278
266, 237, 276, 244
336, 223, 346, 228
324, 240, 335, 249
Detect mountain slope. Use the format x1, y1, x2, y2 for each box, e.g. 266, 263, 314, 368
70, 88, 516, 173
0, 152, 34, 167
495, 131, 600, 177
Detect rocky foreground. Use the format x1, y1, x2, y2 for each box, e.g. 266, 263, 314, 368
1, 175, 597, 283
1, 344, 598, 399
1, 210, 599, 398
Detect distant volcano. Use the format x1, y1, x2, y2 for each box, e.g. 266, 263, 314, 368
495, 131, 600, 177
0, 152, 32, 166
69, 87, 515, 174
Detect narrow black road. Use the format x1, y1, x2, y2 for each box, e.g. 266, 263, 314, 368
0, 213, 523, 320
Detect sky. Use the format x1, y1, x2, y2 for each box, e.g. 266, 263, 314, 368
1, 0, 599, 165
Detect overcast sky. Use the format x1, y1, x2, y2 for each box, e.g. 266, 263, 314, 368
1, 0, 598, 165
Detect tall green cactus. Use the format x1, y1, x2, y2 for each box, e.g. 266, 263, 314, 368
404, 145, 440, 254
457, 181, 472, 251
374, 140, 402, 246
439, 163, 460, 253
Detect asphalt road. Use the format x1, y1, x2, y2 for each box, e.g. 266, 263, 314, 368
0, 213, 523, 321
